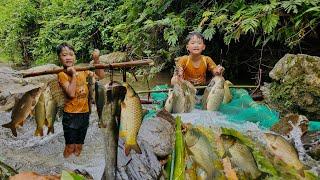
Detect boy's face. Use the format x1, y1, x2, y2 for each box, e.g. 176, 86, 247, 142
59, 47, 75, 67
186, 36, 206, 55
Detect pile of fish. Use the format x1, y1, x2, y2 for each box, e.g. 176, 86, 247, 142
165, 76, 233, 113
166, 117, 319, 179
164, 80, 196, 113
202, 75, 233, 111
1, 64, 65, 137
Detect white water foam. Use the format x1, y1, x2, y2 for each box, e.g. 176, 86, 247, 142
0, 106, 105, 179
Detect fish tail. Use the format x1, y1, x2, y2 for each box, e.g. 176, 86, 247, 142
2, 123, 17, 137
124, 143, 141, 156
47, 126, 54, 135
34, 128, 44, 137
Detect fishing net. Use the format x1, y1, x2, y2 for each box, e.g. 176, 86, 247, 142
147, 85, 320, 131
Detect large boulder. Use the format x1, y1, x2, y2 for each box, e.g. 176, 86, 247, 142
99, 51, 129, 64
138, 110, 175, 157
262, 54, 320, 119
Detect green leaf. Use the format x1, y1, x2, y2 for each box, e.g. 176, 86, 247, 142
262, 13, 279, 34
61, 170, 86, 180
202, 27, 216, 40
240, 17, 259, 34
164, 29, 178, 46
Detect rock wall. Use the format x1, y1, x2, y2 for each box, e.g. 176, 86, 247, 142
262, 54, 320, 119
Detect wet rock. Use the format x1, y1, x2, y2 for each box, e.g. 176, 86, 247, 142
99, 51, 129, 64
271, 114, 308, 137
138, 110, 175, 157
302, 131, 320, 161
262, 54, 320, 119
0, 66, 41, 112
116, 138, 161, 180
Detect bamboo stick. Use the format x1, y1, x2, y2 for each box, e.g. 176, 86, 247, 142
136, 85, 258, 94
22, 59, 154, 78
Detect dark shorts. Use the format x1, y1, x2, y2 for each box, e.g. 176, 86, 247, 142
62, 112, 90, 144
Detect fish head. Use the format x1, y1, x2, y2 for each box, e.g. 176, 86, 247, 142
122, 82, 135, 97
264, 133, 277, 143
107, 81, 126, 101
221, 135, 236, 149
213, 76, 225, 88
225, 80, 233, 86
185, 128, 200, 148
264, 133, 283, 151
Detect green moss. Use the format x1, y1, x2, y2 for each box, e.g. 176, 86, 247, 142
267, 75, 320, 118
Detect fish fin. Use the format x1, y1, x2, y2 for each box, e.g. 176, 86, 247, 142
124, 143, 141, 156
121, 101, 126, 109
47, 126, 54, 135
44, 119, 49, 127
119, 130, 127, 138
98, 121, 107, 128
18, 120, 25, 127
2, 123, 17, 137
34, 128, 44, 137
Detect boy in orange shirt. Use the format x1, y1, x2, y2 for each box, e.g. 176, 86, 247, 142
57, 43, 104, 158
171, 32, 224, 90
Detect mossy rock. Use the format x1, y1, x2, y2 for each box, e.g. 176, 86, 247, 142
263, 54, 320, 119
99, 51, 129, 64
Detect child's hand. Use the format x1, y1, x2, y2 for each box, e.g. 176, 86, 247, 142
92, 49, 100, 64
66, 66, 76, 77
214, 65, 225, 76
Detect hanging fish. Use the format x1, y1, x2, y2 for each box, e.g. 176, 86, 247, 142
120, 82, 142, 156
2, 87, 42, 137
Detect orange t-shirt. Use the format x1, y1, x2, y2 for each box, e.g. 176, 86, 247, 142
176, 55, 217, 85
58, 71, 90, 113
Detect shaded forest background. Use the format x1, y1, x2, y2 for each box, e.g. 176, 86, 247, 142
0, 0, 319, 83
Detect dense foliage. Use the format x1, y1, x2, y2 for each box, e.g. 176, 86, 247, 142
0, 0, 319, 80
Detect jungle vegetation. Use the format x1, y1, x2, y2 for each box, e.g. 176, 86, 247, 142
0, 0, 319, 82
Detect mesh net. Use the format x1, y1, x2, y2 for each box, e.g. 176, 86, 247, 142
147, 85, 320, 131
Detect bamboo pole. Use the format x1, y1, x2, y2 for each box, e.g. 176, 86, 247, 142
136, 85, 258, 94
22, 59, 154, 78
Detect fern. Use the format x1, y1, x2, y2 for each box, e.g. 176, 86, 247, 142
202, 27, 216, 40
240, 17, 259, 34
262, 13, 279, 34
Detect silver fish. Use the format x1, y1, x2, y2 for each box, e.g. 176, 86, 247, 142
206, 76, 225, 111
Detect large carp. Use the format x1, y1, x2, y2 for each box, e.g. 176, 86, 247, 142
34, 91, 46, 136
2, 87, 42, 137
223, 80, 233, 104
264, 133, 304, 170
99, 81, 126, 179
205, 75, 225, 111
44, 86, 57, 135
164, 80, 195, 113
228, 141, 261, 179
120, 82, 142, 156
164, 84, 185, 113
185, 127, 220, 179
181, 80, 196, 112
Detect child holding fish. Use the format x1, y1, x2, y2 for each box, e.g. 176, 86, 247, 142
171, 32, 224, 92
57, 43, 104, 158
